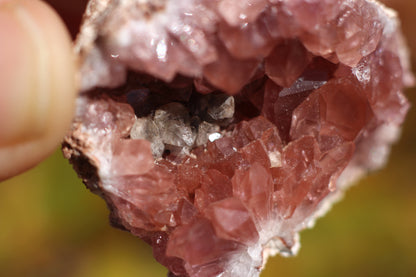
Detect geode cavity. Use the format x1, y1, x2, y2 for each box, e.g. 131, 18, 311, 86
63, 0, 414, 276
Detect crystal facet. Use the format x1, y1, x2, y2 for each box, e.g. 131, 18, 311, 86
64, 0, 414, 276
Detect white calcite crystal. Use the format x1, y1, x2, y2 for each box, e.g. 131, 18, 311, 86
64, 1, 414, 276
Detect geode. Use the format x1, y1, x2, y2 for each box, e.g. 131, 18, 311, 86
63, 0, 414, 276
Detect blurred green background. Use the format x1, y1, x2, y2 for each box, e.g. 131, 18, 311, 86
1, 1, 416, 276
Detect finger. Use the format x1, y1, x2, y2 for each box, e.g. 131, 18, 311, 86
43, 0, 87, 38
0, 0, 77, 181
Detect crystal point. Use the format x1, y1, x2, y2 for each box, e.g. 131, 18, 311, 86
64, 0, 413, 276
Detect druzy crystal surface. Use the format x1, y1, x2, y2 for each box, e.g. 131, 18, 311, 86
63, 0, 414, 276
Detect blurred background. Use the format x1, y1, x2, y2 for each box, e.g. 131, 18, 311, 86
1, 0, 415, 276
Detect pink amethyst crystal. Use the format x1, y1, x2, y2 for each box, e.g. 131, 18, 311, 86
63, 0, 414, 276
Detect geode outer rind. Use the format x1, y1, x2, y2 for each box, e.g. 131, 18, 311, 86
64, 1, 414, 276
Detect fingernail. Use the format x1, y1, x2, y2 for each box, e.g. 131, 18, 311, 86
0, 2, 34, 145
0, 0, 77, 180
0, 0, 76, 146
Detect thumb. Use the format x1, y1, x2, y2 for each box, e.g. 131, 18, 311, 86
0, 0, 77, 181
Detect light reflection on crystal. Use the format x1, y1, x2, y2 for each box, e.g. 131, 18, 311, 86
209, 133, 222, 142
65, 0, 414, 276
156, 39, 167, 62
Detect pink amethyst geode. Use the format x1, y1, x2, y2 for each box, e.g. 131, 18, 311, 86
63, 0, 414, 276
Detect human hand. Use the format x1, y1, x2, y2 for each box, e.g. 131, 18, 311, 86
0, 0, 77, 181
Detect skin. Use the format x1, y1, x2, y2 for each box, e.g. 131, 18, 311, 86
0, 0, 77, 181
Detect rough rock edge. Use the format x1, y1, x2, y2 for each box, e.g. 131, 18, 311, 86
65, 1, 414, 276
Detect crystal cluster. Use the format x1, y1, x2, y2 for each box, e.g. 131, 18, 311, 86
129, 92, 235, 157
63, 0, 414, 276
